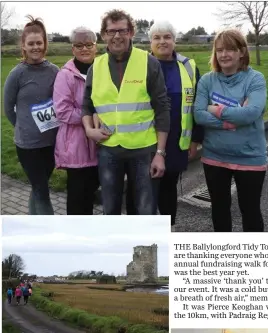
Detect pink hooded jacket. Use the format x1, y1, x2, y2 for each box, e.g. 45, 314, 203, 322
15, 288, 22, 297
53, 59, 97, 168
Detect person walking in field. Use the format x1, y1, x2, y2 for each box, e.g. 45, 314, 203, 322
82, 9, 170, 215
7, 288, 13, 304
3, 15, 59, 215
23, 286, 30, 305
53, 27, 99, 215
194, 29, 267, 232
15, 286, 22, 305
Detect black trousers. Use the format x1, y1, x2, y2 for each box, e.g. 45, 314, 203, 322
66, 166, 99, 215
203, 163, 266, 232
158, 172, 180, 225
126, 171, 180, 225
16, 146, 55, 215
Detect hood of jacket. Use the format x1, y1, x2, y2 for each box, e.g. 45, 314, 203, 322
62, 58, 90, 79
216, 67, 252, 87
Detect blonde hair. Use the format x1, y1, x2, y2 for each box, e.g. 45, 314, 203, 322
210, 29, 250, 72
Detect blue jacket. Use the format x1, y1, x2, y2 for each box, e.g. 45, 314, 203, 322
158, 52, 203, 173
194, 67, 267, 166
23, 287, 29, 296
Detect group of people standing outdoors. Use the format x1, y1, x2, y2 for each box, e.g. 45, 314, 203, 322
7, 283, 32, 305
4, 9, 267, 232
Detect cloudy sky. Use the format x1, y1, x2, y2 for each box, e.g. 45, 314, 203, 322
2, 215, 169, 276
5, 1, 253, 36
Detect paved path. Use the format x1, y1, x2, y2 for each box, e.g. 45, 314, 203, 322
1, 174, 103, 215
174, 132, 268, 232
3, 298, 87, 333
174, 159, 268, 232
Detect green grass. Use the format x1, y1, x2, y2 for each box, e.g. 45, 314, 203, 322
31, 286, 168, 333
1, 50, 268, 191
2, 321, 21, 333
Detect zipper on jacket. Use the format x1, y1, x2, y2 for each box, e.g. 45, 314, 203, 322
116, 61, 123, 133
117, 62, 123, 90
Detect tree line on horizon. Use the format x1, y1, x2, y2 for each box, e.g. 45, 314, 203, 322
1, 1, 268, 64
2, 253, 169, 281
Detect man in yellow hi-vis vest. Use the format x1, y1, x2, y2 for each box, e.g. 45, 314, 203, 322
82, 9, 170, 215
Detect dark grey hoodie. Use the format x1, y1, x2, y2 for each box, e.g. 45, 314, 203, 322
4, 60, 59, 148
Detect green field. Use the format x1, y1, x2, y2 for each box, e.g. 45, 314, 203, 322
32, 283, 168, 332
2, 50, 268, 192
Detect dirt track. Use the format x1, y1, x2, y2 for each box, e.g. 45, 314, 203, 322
3, 298, 88, 333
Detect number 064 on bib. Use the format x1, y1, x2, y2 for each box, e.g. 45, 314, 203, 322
31, 98, 60, 133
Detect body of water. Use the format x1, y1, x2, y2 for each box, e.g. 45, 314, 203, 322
126, 286, 169, 295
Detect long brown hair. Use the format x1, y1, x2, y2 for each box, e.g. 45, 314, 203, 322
21, 15, 48, 59
210, 29, 250, 72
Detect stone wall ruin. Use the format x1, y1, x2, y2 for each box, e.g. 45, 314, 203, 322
126, 244, 158, 283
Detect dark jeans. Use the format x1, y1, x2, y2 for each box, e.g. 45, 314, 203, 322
203, 163, 266, 232
7, 295, 12, 304
16, 146, 55, 215
158, 172, 180, 225
66, 166, 99, 215
16, 296, 21, 304
98, 146, 159, 215
24, 295, 29, 304
126, 171, 180, 225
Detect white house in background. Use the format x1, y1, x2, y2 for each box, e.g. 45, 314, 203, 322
133, 31, 150, 44
47, 33, 56, 42
176, 32, 184, 42
54, 277, 67, 281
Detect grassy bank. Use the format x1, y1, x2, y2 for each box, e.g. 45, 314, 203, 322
2, 320, 21, 333
31, 285, 168, 332
2, 50, 268, 191
2, 282, 22, 333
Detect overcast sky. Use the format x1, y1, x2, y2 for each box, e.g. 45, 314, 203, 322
5, 1, 253, 36
2, 215, 169, 276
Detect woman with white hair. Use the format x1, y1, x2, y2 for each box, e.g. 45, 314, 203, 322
148, 21, 203, 229
53, 27, 99, 214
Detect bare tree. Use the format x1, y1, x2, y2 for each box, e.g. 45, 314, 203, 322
217, 1, 268, 65
1, 2, 15, 29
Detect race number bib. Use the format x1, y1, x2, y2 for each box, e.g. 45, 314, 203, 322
31, 99, 60, 133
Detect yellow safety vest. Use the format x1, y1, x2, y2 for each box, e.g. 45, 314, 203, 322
91, 47, 157, 149
176, 54, 196, 150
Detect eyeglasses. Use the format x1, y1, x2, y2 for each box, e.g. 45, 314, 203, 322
73, 43, 96, 50
105, 29, 129, 36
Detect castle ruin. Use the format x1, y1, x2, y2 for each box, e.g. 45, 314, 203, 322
126, 244, 158, 283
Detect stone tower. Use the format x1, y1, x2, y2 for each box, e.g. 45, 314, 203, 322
126, 244, 158, 283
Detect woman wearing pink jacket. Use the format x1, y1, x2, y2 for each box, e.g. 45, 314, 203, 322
53, 27, 99, 214
15, 286, 22, 305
